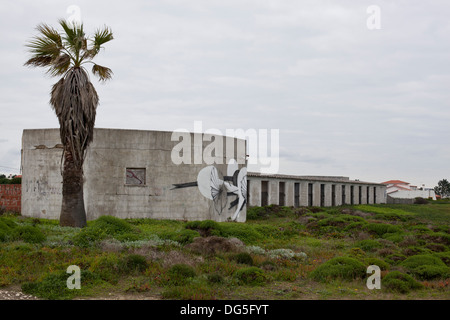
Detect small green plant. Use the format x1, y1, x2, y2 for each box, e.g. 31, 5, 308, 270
234, 267, 266, 286
185, 220, 221, 236
382, 271, 423, 293
119, 254, 148, 274
354, 239, 383, 252
12, 225, 46, 244
207, 272, 225, 285
167, 264, 196, 285
366, 223, 401, 236
21, 270, 102, 300
310, 256, 366, 282
230, 252, 254, 265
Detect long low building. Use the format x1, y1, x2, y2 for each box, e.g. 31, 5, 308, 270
247, 172, 386, 207
20, 128, 386, 223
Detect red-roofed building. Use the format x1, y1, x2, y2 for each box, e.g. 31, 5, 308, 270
382, 179, 436, 201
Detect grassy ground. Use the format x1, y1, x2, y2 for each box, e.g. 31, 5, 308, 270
0, 202, 449, 300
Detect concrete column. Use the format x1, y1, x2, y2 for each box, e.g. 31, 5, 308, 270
269, 180, 278, 205
286, 181, 294, 207
313, 182, 321, 207
325, 183, 332, 207
300, 181, 308, 206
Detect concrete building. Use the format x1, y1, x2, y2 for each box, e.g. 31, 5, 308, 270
21, 128, 248, 222
247, 173, 386, 207
21, 128, 386, 223
382, 180, 436, 203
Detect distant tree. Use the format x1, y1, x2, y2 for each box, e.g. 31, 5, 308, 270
24, 19, 113, 227
434, 179, 450, 199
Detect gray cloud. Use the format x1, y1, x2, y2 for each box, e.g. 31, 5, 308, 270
1, 0, 449, 186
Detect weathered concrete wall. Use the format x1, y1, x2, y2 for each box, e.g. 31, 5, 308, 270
247, 174, 386, 207
22, 128, 247, 222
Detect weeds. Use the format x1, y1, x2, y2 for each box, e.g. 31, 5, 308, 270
0, 203, 449, 300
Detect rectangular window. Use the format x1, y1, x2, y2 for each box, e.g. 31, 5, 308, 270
342, 185, 346, 205
261, 181, 269, 206
279, 182, 286, 206
126, 168, 146, 185
373, 187, 377, 204
367, 186, 370, 204
294, 183, 300, 208
332, 185, 336, 206
350, 185, 354, 205
308, 183, 313, 207
320, 184, 325, 207
359, 186, 362, 204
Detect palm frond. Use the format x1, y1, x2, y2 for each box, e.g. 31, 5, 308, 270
47, 54, 72, 77
25, 35, 62, 59
59, 19, 86, 60
36, 24, 62, 47
24, 56, 53, 67
92, 63, 113, 81
84, 27, 113, 59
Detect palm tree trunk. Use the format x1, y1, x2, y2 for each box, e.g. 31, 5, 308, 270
59, 150, 87, 227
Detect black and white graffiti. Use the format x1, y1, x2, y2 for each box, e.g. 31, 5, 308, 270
171, 159, 247, 221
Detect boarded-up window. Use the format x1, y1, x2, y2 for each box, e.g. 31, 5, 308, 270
350, 185, 354, 205
261, 181, 269, 206
367, 186, 370, 204
294, 183, 300, 208
279, 182, 285, 206
308, 183, 313, 207
331, 185, 336, 206
126, 168, 146, 185
320, 184, 325, 207
342, 185, 346, 205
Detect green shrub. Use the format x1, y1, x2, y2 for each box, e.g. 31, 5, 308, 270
0, 217, 17, 242
310, 256, 366, 282
119, 254, 148, 274
234, 267, 266, 286
230, 252, 254, 265
400, 254, 449, 279
434, 251, 450, 266
219, 223, 263, 245
185, 220, 221, 236
92, 216, 136, 234
383, 232, 404, 243
366, 223, 401, 236
21, 270, 102, 300
383, 271, 423, 293
354, 239, 383, 252
12, 225, 46, 244
413, 265, 450, 280
385, 253, 407, 265
363, 257, 390, 270
162, 229, 200, 244
167, 264, 196, 285
89, 254, 121, 283
207, 272, 225, 285
72, 216, 139, 247
400, 254, 446, 270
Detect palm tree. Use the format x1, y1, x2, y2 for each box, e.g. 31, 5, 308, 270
24, 20, 113, 227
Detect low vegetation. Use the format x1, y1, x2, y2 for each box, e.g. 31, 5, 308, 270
0, 202, 449, 299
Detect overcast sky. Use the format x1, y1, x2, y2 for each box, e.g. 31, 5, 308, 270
1, 0, 449, 187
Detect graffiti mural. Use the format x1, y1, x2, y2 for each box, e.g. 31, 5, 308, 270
171, 159, 247, 221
